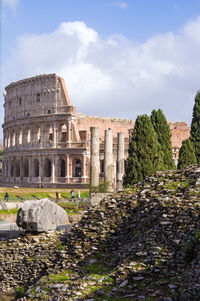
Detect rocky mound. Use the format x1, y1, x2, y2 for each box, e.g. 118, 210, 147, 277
0, 166, 200, 300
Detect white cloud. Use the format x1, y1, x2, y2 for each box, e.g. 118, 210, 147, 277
113, 1, 128, 9
2, 0, 19, 11
2, 18, 200, 126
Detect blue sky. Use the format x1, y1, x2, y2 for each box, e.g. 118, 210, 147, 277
1, 0, 200, 140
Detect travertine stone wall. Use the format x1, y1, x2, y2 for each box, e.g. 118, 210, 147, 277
2, 73, 191, 188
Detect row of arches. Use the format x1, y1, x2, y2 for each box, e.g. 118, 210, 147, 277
4, 123, 70, 148
3, 158, 82, 178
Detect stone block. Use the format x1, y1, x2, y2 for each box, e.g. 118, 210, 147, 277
16, 198, 69, 232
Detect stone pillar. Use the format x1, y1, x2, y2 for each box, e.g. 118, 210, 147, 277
31, 125, 34, 147
90, 127, 100, 187
40, 123, 44, 148
39, 156, 43, 181
53, 122, 57, 148
28, 157, 32, 183
19, 158, 23, 179
67, 120, 72, 146
116, 132, 124, 189
51, 156, 55, 183
82, 153, 87, 183
66, 155, 70, 183
104, 129, 113, 191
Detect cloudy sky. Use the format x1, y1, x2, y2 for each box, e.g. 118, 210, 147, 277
1, 0, 200, 140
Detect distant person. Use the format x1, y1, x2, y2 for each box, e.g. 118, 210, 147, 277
78, 191, 80, 199
70, 189, 75, 201
5, 192, 8, 201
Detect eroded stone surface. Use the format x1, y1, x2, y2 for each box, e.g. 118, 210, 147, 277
16, 198, 69, 232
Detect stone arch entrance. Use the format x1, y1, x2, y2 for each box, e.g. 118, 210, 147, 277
61, 124, 67, 142
44, 159, 52, 177
60, 159, 66, 177
23, 159, 29, 177
33, 159, 39, 177
73, 159, 81, 177
15, 160, 20, 177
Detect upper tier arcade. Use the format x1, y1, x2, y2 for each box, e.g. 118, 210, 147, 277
3, 73, 76, 123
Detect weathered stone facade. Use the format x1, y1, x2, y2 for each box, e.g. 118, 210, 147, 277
2, 73, 190, 187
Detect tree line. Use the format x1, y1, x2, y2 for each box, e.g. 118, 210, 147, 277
123, 91, 200, 186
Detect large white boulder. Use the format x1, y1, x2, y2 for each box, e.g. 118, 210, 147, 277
16, 198, 69, 232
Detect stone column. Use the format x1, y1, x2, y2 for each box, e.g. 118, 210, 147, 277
28, 157, 32, 183
67, 120, 72, 146
82, 153, 87, 183
39, 156, 43, 182
51, 156, 55, 183
104, 129, 113, 191
90, 127, 100, 187
40, 123, 44, 148
66, 155, 70, 183
116, 132, 124, 189
31, 125, 34, 147
53, 122, 57, 148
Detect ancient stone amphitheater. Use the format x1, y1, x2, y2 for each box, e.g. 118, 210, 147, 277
1, 73, 190, 187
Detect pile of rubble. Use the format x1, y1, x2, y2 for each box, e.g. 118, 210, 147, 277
1, 165, 200, 300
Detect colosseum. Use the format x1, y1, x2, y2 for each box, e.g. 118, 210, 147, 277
2, 73, 190, 188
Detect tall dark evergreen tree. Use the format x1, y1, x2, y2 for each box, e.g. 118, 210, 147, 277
151, 109, 175, 170
123, 114, 163, 186
190, 91, 200, 164
177, 139, 197, 169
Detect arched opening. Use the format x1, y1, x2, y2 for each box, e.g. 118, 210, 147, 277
34, 126, 41, 144
18, 128, 22, 144
8, 133, 10, 147
23, 159, 29, 177
48, 126, 53, 143
60, 159, 66, 177
74, 159, 81, 177
44, 159, 52, 177
33, 159, 39, 177
61, 124, 67, 142
16, 160, 20, 177
27, 128, 31, 143
12, 130, 15, 146
10, 161, 14, 177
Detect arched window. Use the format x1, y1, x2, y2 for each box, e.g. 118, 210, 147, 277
23, 159, 29, 177
48, 126, 53, 143
33, 159, 39, 177
16, 160, 20, 177
18, 128, 22, 144
60, 159, 66, 177
27, 128, 31, 143
12, 130, 15, 146
61, 124, 67, 142
44, 159, 52, 177
10, 161, 14, 177
75, 159, 81, 177
34, 126, 40, 143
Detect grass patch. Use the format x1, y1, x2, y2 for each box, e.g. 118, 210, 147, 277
0, 208, 18, 215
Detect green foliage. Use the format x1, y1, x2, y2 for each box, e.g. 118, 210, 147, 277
151, 109, 175, 170
89, 181, 110, 193
123, 114, 164, 186
190, 90, 200, 163
177, 139, 197, 169
0, 208, 18, 215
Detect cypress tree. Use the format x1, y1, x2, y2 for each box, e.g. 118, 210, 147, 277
151, 109, 175, 170
123, 114, 163, 186
177, 139, 197, 169
190, 91, 200, 164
